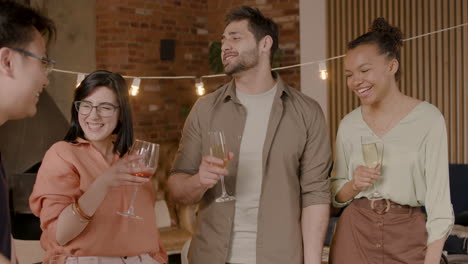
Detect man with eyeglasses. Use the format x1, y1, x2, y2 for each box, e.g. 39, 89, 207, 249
0, 0, 56, 262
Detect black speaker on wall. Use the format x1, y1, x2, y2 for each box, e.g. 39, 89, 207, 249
160, 39, 175, 61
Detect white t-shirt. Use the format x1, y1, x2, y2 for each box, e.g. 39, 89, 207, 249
226, 84, 277, 264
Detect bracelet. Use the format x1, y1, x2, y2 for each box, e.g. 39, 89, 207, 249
72, 200, 93, 221
71, 202, 89, 223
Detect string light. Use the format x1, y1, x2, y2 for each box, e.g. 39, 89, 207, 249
76, 73, 85, 88
48, 22, 467, 86
319, 62, 328, 80
195, 78, 206, 96
130, 78, 141, 96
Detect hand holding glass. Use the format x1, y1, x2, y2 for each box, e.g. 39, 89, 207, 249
117, 139, 159, 219
208, 131, 235, 203
361, 136, 384, 200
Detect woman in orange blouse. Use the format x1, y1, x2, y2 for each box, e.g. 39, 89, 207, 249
29, 70, 167, 264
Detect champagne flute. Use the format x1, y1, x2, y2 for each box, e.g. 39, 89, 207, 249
208, 131, 235, 203
361, 135, 384, 200
117, 139, 159, 219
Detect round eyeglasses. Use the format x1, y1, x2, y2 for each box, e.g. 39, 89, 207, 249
74, 101, 120, 117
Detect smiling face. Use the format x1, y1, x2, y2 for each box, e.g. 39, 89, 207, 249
77, 86, 119, 144
344, 44, 398, 106
221, 20, 260, 76
6, 29, 50, 119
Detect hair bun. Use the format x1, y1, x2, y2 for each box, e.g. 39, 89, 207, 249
370, 17, 403, 45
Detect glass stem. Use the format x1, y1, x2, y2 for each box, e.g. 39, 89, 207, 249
127, 185, 140, 214
220, 175, 227, 196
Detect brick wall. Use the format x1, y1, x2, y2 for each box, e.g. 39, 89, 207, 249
95, 0, 300, 143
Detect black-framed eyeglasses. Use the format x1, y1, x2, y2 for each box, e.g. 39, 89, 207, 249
74, 101, 120, 117
7, 47, 56, 75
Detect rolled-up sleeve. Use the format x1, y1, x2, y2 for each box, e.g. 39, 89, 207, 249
300, 101, 332, 208
29, 143, 82, 242
170, 99, 203, 176
424, 114, 454, 244
330, 125, 353, 208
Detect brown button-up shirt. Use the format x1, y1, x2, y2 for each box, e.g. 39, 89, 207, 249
171, 74, 332, 264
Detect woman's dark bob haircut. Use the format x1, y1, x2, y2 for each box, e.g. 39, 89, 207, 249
64, 70, 133, 157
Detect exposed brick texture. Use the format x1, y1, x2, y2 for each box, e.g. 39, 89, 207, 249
96, 0, 300, 143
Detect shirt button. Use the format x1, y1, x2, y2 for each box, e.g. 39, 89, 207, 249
376, 243, 382, 248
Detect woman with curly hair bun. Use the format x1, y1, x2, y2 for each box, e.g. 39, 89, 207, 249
329, 18, 454, 264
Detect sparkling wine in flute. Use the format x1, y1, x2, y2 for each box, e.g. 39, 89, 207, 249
362, 143, 379, 168
210, 144, 228, 168
361, 136, 384, 200
208, 131, 235, 202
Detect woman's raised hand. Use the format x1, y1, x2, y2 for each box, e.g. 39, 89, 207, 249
97, 154, 152, 189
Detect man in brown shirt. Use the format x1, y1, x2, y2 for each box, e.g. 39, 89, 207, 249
168, 6, 331, 264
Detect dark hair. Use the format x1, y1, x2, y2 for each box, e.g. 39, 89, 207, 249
0, 0, 56, 48
64, 70, 134, 157
225, 6, 279, 64
348, 17, 403, 81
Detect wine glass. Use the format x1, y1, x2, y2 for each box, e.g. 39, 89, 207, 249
361, 135, 384, 200
208, 131, 235, 202
117, 139, 159, 219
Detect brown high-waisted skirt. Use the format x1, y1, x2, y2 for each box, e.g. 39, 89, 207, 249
329, 198, 427, 264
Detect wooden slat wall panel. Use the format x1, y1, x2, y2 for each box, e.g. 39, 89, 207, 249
326, 0, 468, 163
463, 0, 468, 161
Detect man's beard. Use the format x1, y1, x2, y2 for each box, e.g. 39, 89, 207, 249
224, 47, 259, 76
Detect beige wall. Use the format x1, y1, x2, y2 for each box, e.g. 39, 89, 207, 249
32, 0, 96, 121
300, 0, 328, 121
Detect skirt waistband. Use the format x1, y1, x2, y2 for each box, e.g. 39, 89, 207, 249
352, 198, 420, 215
65, 253, 158, 264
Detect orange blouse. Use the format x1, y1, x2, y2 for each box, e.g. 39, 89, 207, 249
29, 139, 167, 264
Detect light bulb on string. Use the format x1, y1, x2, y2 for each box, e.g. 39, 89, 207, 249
29, 22, 468, 84
130, 78, 141, 96
319, 62, 328, 80
195, 78, 205, 96
76, 73, 85, 88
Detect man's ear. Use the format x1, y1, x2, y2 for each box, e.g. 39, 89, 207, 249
0, 47, 14, 78
259, 35, 273, 57
388, 58, 399, 75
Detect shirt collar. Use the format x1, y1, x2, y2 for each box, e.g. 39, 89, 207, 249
222, 72, 290, 103
72, 137, 90, 145
72, 137, 120, 163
